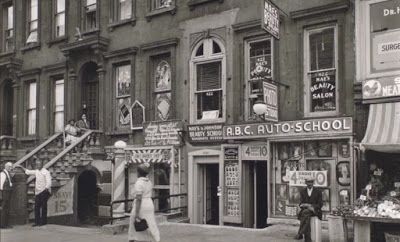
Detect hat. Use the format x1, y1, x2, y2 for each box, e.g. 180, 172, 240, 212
138, 163, 150, 175
305, 177, 315, 183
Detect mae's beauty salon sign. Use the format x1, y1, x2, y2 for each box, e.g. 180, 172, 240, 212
223, 117, 352, 139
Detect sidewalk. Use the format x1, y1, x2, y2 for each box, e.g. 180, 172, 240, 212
0, 222, 329, 242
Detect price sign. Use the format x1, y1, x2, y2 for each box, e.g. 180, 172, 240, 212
241, 144, 268, 160
288, 170, 328, 187
360, 195, 367, 201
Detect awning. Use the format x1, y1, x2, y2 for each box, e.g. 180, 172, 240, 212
125, 147, 173, 164
361, 102, 400, 153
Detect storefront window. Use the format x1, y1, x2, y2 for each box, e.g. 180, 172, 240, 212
153, 163, 171, 212
272, 140, 351, 220
304, 26, 338, 117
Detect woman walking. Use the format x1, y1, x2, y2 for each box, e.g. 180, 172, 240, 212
128, 163, 160, 242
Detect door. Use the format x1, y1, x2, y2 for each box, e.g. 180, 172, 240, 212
198, 164, 219, 225
81, 63, 99, 129
242, 161, 254, 228
256, 162, 268, 228
1, 80, 13, 135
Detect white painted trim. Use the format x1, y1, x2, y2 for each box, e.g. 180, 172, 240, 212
303, 25, 339, 118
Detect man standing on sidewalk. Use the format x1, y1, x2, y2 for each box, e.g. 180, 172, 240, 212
18, 157, 52, 226
0, 162, 14, 228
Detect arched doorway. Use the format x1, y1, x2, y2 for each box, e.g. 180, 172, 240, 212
77, 170, 98, 224
80, 62, 99, 129
1, 79, 14, 135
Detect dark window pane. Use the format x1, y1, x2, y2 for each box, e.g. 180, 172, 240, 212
212, 40, 221, 54
154, 163, 170, 186
196, 62, 221, 91
196, 90, 222, 119
249, 40, 272, 80
309, 28, 335, 71
196, 43, 204, 56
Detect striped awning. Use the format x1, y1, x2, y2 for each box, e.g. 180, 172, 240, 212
361, 102, 400, 153
125, 147, 173, 164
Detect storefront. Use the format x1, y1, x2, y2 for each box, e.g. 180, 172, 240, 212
223, 117, 354, 225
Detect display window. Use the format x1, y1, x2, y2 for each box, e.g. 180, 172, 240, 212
272, 139, 352, 220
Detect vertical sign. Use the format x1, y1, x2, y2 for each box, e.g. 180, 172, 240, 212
263, 81, 278, 122
262, 0, 280, 39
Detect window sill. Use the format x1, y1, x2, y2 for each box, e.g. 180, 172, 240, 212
187, 0, 223, 10
81, 29, 100, 37
0, 51, 15, 58
21, 44, 41, 53
47, 36, 68, 47
145, 6, 176, 22
108, 18, 137, 32
17, 136, 38, 142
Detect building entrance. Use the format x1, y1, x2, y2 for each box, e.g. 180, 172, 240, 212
77, 170, 98, 224
80, 62, 99, 129
198, 163, 219, 225
1, 79, 13, 135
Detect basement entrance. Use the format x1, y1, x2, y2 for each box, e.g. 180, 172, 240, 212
77, 170, 98, 224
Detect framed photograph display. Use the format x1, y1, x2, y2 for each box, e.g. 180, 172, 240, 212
336, 161, 351, 186
278, 143, 289, 160
339, 142, 350, 158
321, 188, 330, 212
288, 186, 302, 204
223, 146, 241, 223
339, 189, 351, 205
281, 160, 299, 183
276, 184, 288, 200
275, 200, 286, 215
290, 143, 302, 160
305, 141, 318, 157
318, 141, 332, 157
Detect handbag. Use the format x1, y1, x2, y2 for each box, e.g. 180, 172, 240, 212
134, 218, 148, 231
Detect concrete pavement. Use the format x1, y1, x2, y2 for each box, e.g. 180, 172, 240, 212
0, 222, 330, 242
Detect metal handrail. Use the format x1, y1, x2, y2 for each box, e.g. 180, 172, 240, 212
109, 193, 187, 224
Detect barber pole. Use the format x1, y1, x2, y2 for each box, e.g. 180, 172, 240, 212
112, 148, 126, 218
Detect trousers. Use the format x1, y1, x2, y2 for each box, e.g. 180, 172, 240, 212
35, 190, 51, 225
0, 190, 12, 227
298, 208, 315, 242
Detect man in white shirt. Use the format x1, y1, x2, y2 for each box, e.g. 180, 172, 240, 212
18, 157, 52, 226
0, 162, 14, 228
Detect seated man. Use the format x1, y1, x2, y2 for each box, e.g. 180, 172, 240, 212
294, 177, 323, 242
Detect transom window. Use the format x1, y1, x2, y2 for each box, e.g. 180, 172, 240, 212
304, 26, 338, 117
190, 38, 226, 123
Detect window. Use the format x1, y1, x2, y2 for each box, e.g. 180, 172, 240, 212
190, 38, 226, 123
27, 82, 37, 135
54, 0, 65, 38
84, 0, 97, 31
152, 163, 170, 211
26, 0, 39, 44
245, 38, 273, 120
118, 0, 132, 20
3, 4, 13, 52
153, 56, 172, 121
304, 26, 338, 117
152, 0, 172, 10
115, 64, 131, 129
54, 79, 64, 133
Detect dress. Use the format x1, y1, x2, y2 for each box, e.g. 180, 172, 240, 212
128, 177, 160, 242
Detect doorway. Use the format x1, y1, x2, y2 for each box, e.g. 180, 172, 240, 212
80, 62, 99, 129
1, 80, 13, 135
243, 161, 268, 228
77, 170, 98, 224
198, 164, 219, 225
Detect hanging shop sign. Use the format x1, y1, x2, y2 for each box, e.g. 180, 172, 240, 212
288, 170, 328, 187
130, 100, 145, 130
263, 81, 279, 122
143, 120, 183, 146
362, 76, 400, 101
261, 0, 280, 39
126, 146, 173, 164
241, 144, 268, 160
310, 70, 336, 112
223, 117, 352, 140
187, 124, 223, 143
47, 177, 74, 217
370, 0, 400, 73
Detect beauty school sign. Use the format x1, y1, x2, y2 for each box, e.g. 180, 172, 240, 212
223, 117, 352, 140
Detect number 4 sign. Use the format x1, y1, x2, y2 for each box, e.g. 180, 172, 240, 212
288, 170, 328, 187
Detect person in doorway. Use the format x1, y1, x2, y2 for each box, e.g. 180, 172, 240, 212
17, 157, 52, 226
64, 119, 80, 146
128, 163, 160, 242
0, 162, 14, 228
75, 113, 90, 133
294, 178, 323, 241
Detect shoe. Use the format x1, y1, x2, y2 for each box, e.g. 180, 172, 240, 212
294, 234, 303, 240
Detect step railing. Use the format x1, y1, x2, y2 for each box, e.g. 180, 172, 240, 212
0, 135, 16, 151
13, 133, 62, 168
26, 130, 104, 184
109, 193, 188, 224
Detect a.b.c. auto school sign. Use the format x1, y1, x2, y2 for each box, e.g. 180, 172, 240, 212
223, 117, 352, 140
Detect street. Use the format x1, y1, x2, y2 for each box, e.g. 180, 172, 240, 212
0, 222, 330, 242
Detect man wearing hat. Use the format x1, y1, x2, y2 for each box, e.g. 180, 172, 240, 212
294, 177, 323, 241
0, 162, 14, 228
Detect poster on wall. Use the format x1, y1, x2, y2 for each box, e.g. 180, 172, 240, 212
306, 160, 332, 186
310, 70, 336, 112
154, 60, 171, 92
263, 81, 278, 122
281, 160, 299, 183
321, 189, 331, 212
339, 189, 351, 205
116, 65, 131, 97
47, 178, 74, 217
336, 161, 351, 186
288, 186, 302, 204
143, 120, 183, 146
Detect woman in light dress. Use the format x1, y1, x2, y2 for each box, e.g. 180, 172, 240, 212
64, 119, 80, 145
128, 163, 160, 242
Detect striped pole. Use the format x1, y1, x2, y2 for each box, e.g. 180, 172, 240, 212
113, 148, 126, 218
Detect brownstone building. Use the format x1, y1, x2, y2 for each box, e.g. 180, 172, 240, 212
0, 0, 356, 228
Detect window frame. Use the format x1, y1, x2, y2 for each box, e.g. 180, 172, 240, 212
81, 0, 99, 33
151, 54, 173, 121
25, 0, 40, 45
190, 38, 226, 124
146, 0, 176, 21
52, 0, 66, 39
114, 61, 133, 130
244, 36, 274, 121
52, 78, 65, 133
359, 0, 400, 79
303, 25, 339, 118
2, 2, 14, 53
26, 81, 38, 136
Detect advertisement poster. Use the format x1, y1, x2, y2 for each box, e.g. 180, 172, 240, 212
263, 81, 278, 122
288, 170, 328, 187
310, 70, 336, 112
47, 178, 74, 217
143, 120, 183, 146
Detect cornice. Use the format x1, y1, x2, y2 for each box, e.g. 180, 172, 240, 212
60, 36, 110, 55
104, 47, 139, 59
232, 19, 261, 33
140, 38, 179, 52
290, 1, 350, 20
42, 62, 67, 73
17, 68, 41, 78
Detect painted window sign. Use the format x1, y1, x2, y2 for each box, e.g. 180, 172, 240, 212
118, 98, 131, 127
310, 70, 336, 112
262, 0, 279, 39
156, 93, 171, 121
155, 60, 171, 92
249, 40, 272, 81
116, 65, 131, 97
370, 0, 400, 73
